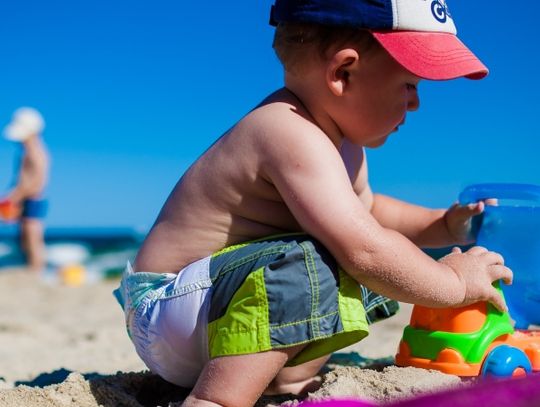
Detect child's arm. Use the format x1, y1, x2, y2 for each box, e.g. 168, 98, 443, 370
342, 142, 481, 248
370, 194, 485, 248
262, 120, 511, 311
6, 178, 39, 205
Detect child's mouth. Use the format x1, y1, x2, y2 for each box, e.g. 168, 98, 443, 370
393, 119, 406, 132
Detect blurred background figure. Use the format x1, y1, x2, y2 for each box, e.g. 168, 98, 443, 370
1, 108, 50, 271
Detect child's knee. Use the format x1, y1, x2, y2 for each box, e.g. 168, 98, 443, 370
189, 349, 301, 406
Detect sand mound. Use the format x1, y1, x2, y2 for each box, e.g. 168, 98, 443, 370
309, 366, 463, 403
0, 371, 192, 407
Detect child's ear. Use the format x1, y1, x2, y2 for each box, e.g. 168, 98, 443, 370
326, 48, 360, 96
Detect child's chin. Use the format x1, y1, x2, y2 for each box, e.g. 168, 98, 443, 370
364, 136, 389, 148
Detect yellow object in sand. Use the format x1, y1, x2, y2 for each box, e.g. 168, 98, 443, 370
60, 264, 86, 286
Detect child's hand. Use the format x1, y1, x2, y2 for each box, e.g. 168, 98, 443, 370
438, 246, 512, 312
444, 199, 496, 245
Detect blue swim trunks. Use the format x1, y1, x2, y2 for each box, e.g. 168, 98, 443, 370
22, 198, 48, 219
114, 234, 399, 387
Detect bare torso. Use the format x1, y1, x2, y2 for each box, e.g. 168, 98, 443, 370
134, 89, 368, 273
9, 137, 49, 203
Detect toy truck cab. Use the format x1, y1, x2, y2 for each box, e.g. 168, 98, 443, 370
396, 300, 540, 377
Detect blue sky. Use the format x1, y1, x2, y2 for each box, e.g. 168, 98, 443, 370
0, 1, 538, 232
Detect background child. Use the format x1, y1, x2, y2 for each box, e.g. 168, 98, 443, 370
2, 107, 49, 271
115, 1, 512, 406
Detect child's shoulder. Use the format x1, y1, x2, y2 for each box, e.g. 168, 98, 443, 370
241, 89, 331, 150
225, 89, 345, 186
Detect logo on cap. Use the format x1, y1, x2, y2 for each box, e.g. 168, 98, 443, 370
431, 0, 452, 23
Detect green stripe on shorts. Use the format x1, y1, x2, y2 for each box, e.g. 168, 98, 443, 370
207, 267, 272, 356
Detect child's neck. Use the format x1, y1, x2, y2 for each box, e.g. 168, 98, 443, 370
284, 76, 344, 149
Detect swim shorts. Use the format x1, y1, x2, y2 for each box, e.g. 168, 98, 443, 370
21, 198, 48, 219
114, 234, 399, 387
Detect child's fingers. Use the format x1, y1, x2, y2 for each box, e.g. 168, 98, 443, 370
466, 246, 489, 256
480, 250, 505, 265
451, 246, 462, 254
472, 201, 485, 214
453, 202, 483, 219
488, 288, 508, 312
489, 265, 513, 285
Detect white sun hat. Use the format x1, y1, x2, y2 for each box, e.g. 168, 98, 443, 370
3, 107, 45, 142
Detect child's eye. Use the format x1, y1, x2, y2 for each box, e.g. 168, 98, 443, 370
406, 83, 417, 91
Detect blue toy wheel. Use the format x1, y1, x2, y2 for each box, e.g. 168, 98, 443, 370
481, 345, 532, 378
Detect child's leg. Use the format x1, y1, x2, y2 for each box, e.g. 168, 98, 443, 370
183, 344, 308, 407
265, 354, 330, 395
20, 218, 45, 271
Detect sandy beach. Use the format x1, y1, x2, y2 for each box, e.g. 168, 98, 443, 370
0, 268, 462, 406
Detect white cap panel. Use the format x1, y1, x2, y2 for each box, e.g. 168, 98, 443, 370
392, 0, 457, 34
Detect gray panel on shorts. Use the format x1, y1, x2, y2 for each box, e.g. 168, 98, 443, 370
207, 236, 299, 323
265, 239, 344, 346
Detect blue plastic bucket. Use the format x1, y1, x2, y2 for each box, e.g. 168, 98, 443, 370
460, 183, 540, 329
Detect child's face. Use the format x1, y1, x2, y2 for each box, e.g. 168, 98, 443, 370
334, 45, 421, 148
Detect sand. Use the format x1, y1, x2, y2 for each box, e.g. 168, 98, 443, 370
0, 268, 462, 406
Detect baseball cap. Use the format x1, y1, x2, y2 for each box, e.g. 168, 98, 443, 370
270, 0, 488, 80
3, 107, 45, 142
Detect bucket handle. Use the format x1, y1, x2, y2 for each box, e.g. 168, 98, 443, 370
459, 183, 540, 205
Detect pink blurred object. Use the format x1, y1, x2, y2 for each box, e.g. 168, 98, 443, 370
299, 400, 376, 407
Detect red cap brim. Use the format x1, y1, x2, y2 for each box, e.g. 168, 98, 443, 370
372, 31, 488, 81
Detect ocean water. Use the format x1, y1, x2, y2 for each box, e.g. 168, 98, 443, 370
0, 227, 458, 284
0, 227, 143, 281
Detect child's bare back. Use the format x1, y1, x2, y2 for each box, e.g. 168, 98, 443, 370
135, 89, 316, 273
